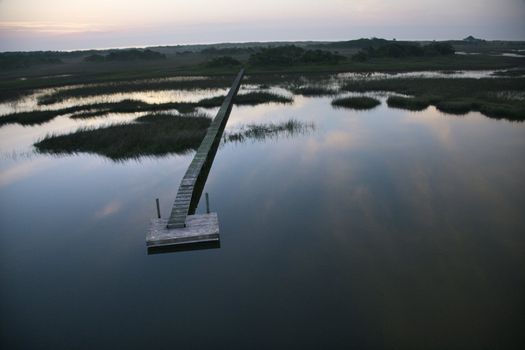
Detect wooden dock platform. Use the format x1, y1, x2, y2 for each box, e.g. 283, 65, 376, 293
146, 69, 244, 251
147, 213, 219, 247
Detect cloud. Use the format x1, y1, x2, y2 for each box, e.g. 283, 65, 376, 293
0, 21, 111, 34
94, 200, 122, 219
0, 157, 51, 187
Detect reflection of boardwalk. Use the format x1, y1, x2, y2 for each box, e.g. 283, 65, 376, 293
147, 69, 244, 251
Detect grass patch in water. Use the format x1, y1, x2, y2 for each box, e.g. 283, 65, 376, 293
1, 92, 291, 126
387, 96, 431, 111
198, 91, 293, 107
35, 112, 211, 160
342, 78, 525, 120
331, 96, 381, 110
492, 69, 525, 77
36, 77, 234, 105
223, 119, 314, 143
0, 99, 196, 126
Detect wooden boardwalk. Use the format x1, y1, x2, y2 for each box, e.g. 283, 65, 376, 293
147, 69, 244, 250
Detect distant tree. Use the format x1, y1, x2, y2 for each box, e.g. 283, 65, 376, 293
249, 45, 344, 66
424, 42, 455, 55
351, 42, 454, 61
84, 54, 105, 62
201, 47, 255, 55
0, 51, 63, 69
206, 56, 242, 67
83, 49, 166, 63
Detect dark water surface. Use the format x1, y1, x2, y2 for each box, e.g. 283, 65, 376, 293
1, 93, 524, 349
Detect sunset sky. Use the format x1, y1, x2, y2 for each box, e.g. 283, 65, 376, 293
0, 0, 524, 51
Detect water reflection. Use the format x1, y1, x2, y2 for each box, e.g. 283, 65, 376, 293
1, 80, 524, 349
147, 240, 220, 254
336, 69, 503, 80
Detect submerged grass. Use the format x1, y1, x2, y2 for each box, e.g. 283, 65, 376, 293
223, 119, 314, 143
342, 78, 525, 120
35, 112, 211, 160
331, 96, 381, 110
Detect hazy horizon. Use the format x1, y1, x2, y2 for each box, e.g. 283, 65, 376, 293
1, 0, 524, 52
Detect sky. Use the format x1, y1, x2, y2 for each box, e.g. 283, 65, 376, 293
0, 0, 524, 51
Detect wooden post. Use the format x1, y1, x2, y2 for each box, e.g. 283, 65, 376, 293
156, 198, 161, 219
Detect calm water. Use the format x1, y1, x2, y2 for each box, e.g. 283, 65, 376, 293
1, 85, 524, 349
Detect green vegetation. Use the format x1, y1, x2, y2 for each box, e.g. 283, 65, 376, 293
201, 47, 255, 55
36, 77, 233, 105
0, 108, 76, 126
206, 56, 242, 68
492, 69, 525, 77
352, 42, 455, 61
0, 92, 293, 126
0, 51, 63, 69
235, 91, 292, 105
0, 99, 190, 126
387, 96, 430, 111
1, 39, 524, 126
317, 38, 390, 50
331, 96, 381, 110
223, 119, 314, 143
199, 92, 293, 107
84, 49, 166, 62
343, 78, 525, 120
248, 45, 345, 66
2, 39, 523, 105
35, 112, 210, 160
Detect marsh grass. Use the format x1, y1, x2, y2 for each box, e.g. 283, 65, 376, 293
387, 96, 431, 111
35, 112, 211, 160
1, 92, 292, 126
0, 99, 194, 126
223, 119, 314, 143
199, 92, 293, 107
331, 96, 381, 110
492, 69, 525, 77
36, 77, 234, 105
342, 78, 525, 120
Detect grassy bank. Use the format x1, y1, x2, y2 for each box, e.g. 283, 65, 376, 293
343, 78, 525, 120
35, 112, 211, 160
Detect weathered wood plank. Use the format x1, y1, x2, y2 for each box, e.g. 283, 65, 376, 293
166, 68, 244, 229
146, 69, 244, 249
147, 213, 219, 248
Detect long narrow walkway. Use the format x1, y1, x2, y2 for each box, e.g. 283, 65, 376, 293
147, 69, 244, 250
167, 69, 244, 229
